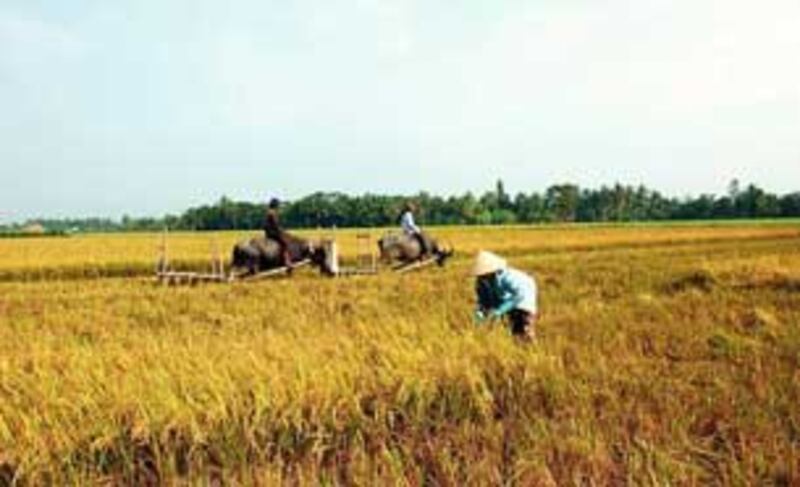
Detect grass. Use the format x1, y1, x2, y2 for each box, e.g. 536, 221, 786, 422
0, 225, 799, 484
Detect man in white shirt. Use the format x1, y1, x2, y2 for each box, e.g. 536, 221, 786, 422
399, 202, 429, 258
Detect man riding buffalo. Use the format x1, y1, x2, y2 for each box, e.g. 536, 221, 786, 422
378, 202, 454, 267
231, 234, 336, 277
399, 201, 428, 258
264, 198, 291, 269
230, 197, 336, 277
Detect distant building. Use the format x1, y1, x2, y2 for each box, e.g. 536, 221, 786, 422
22, 223, 46, 235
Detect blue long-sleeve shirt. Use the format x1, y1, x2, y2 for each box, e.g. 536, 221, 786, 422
476, 268, 537, 316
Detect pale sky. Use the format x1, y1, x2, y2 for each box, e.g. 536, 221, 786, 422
1, 0, 799, 221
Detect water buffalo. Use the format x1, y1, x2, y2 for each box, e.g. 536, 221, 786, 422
231, 234, 336, 277
377, 232, 454, 267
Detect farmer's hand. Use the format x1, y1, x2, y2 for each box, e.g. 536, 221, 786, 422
474, 309, 486, 323
492, 302, 514, 319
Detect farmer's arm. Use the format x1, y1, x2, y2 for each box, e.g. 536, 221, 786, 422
474, 279, 493, 322
491, 272, 527, 317
475, 278, 497, 312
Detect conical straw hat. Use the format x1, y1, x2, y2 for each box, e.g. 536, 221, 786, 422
472, 251, 507, 276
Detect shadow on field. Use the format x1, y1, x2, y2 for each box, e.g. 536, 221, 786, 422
663, 270, 719, 294
662, 268, 800, 297
736, 274, 800, 293
0, 462, 17, 487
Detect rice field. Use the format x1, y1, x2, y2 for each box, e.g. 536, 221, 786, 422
1, 223, 799, 484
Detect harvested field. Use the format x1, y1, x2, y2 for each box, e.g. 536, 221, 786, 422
0, 223, 799, 484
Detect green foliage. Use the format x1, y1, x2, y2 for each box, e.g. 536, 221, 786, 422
10, 180, 800, 232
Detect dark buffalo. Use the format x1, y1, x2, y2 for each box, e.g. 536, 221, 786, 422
377, 232, 454, 267
231, 234, 336, 277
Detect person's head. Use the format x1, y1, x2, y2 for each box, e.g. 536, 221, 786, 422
472, 250, 507, 281
268, 198, 281, 210
404, 201, 416, 213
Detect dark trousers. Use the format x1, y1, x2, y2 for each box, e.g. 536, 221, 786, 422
265, 230, 291, 266
509, 309, 536, 341
412, 232, 429, 256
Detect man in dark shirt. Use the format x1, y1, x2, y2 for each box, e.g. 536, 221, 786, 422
264, 198, 292, 268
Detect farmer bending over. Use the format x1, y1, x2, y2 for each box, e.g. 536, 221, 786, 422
473, 251, 538, 342
264, 198, 292, 269
400, 202, 429, 258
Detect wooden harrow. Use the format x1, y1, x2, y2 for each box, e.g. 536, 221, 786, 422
392, 256, 439, 274
237, 259, 311, 281
155, 230, 317, 285
334, 232, 378, 276
325, 232, 438, 276
155, 229, 231, 285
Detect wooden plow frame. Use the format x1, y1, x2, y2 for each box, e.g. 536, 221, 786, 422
156, 229, 230, 285
155, 229, 318, 285
392, 256, 439, 274
237, 259, 311, 281
334, 232, 379, 277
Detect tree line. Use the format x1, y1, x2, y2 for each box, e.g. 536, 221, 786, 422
3, 180, 799, 234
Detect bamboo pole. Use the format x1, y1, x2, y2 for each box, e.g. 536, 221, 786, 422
394, 257, 438, 274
